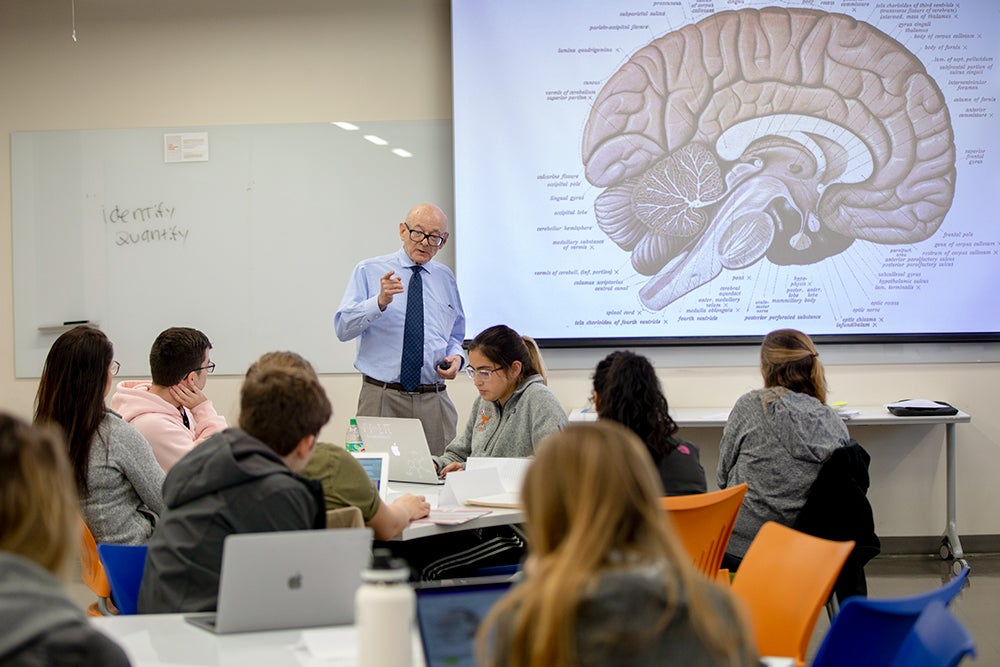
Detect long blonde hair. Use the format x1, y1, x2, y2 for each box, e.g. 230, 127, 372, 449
477, 421, 750, 667
0, 412, 80, 578
760, 328, 828, 404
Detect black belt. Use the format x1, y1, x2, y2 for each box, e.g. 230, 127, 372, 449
363, 375, 446, 394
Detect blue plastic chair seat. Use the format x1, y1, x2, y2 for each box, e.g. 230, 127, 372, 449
96, 543, 148, 615
890, 600, 976, 667
812, 566, 971, 667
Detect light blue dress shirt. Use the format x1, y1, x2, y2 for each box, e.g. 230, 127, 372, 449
335, 248, 466, 385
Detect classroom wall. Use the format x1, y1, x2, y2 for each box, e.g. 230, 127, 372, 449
1, 0, 998, 540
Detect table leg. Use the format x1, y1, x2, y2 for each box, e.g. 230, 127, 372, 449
944, 423, 968, 573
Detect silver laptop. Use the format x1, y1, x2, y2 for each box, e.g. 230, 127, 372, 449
355, 416, 444, 485
185, 527, 373, 634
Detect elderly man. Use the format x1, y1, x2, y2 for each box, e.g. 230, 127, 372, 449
335, 203, 465, 456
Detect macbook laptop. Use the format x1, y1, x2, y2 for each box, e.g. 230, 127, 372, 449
185, 527, 373, 634
352, 451, 390, 501
415, 577, 514, 667
355, 416, 444, 485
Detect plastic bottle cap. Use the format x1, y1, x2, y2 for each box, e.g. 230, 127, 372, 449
362, 548, 411, 583
350, 417, 358, 426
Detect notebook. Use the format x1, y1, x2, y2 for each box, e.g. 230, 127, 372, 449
355, 416, 444, 485
185, 527, 373, 634
415, 577, 514, 667
352, 451, 390, 501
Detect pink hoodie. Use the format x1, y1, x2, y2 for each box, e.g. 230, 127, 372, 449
111, 380, 228, 472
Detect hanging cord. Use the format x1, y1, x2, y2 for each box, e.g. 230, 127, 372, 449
71, 0, 77, 42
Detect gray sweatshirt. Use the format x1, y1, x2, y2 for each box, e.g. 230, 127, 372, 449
434, 375, 565, 468
718, 387, 850, 557
0, 552, 131, 666
81, 411, 165, 545
489, 564, 759, 667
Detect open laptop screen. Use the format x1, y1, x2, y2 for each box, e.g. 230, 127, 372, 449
415, 578, 513, 667
352, 452, 389, 501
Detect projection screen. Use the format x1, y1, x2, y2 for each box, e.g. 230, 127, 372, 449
452, 0, 999, 345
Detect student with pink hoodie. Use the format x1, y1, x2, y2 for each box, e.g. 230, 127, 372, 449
111, 327, 228, 471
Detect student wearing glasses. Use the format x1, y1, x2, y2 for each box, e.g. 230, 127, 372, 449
390, 325, 563, 580
433, 324, 566, 476
34, 326, 164, 545
111, 327, 228, 471
138, 359, 331, 613
335, 203, 466, 456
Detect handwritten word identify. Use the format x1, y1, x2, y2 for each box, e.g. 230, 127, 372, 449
104, 202, 176, 224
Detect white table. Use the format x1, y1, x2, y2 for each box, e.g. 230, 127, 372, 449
91, 613, 795, 667
389, 482, 523, 541
91, 613, 421, 667
571, 404, 973, 572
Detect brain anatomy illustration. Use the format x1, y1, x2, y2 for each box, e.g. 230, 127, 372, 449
582, 7, 956, 310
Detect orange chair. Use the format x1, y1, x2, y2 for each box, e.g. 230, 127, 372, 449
730, 522, 854, 666
661, 483, 747, 581
79, 518, 113, 616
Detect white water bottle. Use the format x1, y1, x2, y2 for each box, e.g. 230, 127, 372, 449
356, 549, 414, 667
345, 417, 364, 452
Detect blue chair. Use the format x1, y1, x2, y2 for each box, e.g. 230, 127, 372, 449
891, 600, 976, 667
812, 566, 970, 667
97, 543, 148, 615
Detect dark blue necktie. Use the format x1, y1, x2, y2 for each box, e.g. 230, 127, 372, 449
400, 266, 424, 392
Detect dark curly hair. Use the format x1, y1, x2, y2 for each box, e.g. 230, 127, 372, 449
591, 351, 679, 463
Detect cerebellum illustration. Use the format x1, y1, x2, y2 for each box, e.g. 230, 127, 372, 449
582, 7, 957, 310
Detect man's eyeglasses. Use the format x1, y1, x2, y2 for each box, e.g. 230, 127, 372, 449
110, 360, 121, 376
404, 223, 447, 247
464, 366, 502, 380
191, 362, 216, 374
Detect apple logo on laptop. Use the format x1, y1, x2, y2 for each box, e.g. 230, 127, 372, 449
390, 442, 401, 457
287, 572, 302, 590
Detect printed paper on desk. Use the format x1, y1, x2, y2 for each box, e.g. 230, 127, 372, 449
412, 508, 492, 526
466, 457, 532, 493
568, 407, 599, 422
299, 626, 356, 662
885, 399, 945, 409
438, 468, 505, 507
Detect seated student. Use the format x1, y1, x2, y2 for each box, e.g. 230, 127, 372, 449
33, 326, 164, 545
718, 328, 850, 570
592, 350, 706, 496
250, 351, 430, 539
477, 422, 758, 667
434, 325, 565, 476
0, 412, 131, 667
138, 359, 332, 613
111, 327, 227, 471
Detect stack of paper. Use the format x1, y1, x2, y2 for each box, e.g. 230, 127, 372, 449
438, 457, 531, 509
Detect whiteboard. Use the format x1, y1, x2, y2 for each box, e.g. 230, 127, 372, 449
12, 121, 454, 377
